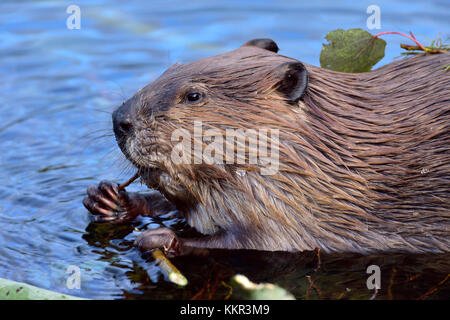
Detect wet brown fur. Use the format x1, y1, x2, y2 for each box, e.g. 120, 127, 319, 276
119, 45, 450, 254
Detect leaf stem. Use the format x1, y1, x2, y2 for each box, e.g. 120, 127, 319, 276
373, 31, 427, 51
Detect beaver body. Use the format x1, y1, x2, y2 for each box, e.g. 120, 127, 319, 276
84, 39, 450, 254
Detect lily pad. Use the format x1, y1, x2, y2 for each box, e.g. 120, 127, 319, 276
0, 278, 86, 300
320, 28, 386, 73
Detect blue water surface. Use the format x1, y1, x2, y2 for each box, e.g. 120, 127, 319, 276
0, 0, 449, 299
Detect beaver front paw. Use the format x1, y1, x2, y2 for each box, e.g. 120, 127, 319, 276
83, 180, 138, 224
134, 228, 180, 256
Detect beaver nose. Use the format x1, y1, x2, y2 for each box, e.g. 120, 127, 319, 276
112, 105, 133, 138
118, 118, 132, 133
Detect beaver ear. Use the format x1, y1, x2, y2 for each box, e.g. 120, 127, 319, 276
275, 62, 309, 101
242, 38, 279, 53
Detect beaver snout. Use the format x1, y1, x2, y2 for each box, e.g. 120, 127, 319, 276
112, 101, 134, 141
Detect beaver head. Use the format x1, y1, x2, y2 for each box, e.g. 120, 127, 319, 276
112, 39, 308, 208
112, 39, 450, 253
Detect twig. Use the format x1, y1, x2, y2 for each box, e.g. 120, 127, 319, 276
393, 273, 421, 285
305, 275, 322, 299
416, 273, 450, 300
191, 286, 206, 300
152, 249, 188, 287
118, 172, 140, 191
207, 271, 225, 300
336, 291, 346, 300
387, 267, 397, 300
221, 281, 233, 300
400, 44, 447, 54
191, 263, 220, 299
314, 248, 321, 272
336, 288, 351, 300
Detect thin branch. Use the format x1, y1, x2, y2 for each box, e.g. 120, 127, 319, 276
152, 249, 188, 287
416, 274, 450, 300
118, 172, 140, 191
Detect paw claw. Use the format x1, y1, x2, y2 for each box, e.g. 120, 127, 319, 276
84, 180, 135, 224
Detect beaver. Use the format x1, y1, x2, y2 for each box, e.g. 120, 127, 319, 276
83, 39, 450, 255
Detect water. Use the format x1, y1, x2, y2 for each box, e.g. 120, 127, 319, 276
0, 0, 449, 299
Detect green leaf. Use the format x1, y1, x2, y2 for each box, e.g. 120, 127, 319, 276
320, 28, 386, 73
0, 278, 87, 300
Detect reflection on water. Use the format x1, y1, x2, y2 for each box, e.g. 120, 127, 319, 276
0, 0, 449, 299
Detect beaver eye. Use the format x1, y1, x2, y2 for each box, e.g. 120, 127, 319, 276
186, 92, 202, 103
